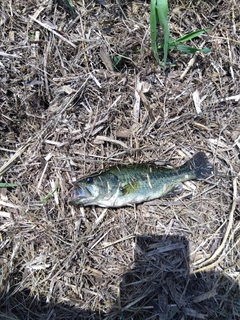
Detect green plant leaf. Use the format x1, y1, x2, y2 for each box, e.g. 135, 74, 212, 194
113, 53, 126, 70
56, 0, 77, 17
173, 27, 212, 44
156, 0, 169, 67
150, 0, 211, 65
150, 0, 161, 65
0, 183, 19, 188
175, 44, 211, 54
200, 47, 211, 54
158, 28, 211, 55
40, 187, 58, 204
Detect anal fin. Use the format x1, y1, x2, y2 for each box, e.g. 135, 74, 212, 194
165, 184, 183, 198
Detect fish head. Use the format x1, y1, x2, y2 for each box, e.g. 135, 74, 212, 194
69, 172, 119, 206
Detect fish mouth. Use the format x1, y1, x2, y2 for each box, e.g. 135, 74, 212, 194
69, 187, 86, 205
69, 186, 93, 205
71, 187, 84, 199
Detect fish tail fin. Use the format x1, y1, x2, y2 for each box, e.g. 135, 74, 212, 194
184, 152, 214, 180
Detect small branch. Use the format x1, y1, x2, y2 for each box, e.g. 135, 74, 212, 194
0, 51, 21, 59
29, 16, 77, 48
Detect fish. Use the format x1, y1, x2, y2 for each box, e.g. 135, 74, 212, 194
69, 152, 214, 208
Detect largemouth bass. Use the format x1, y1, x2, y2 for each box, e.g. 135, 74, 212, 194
69, 152, 214, 208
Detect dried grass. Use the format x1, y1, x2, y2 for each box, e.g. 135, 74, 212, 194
0, 0, 240, 319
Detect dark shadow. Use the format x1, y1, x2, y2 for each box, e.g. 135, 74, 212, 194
106, 235, 239, 319
0, 235, 239, 319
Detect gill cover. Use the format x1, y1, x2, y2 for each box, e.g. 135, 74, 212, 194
69, 171, 119, 206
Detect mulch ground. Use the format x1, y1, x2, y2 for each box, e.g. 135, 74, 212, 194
0, 0, 239, 319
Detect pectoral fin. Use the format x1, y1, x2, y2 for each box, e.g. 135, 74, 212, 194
165, 184, 183, 197
120, 180, 140, 195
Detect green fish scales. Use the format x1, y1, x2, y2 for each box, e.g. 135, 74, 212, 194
69, 152, 214, 208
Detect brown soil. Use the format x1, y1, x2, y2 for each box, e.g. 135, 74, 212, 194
0, 0, 239, 319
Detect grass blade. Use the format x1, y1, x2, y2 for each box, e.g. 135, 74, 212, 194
174, 28, 212, 44
0, 183, 19, 188
175, 44, 211, 54
156, 0, 169, 67
40, 187, 58, 204
150, 0, 161, 65
158, 28, 211, 55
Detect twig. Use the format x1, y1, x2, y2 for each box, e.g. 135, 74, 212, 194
29, 16, 77, 48
0, 51, 21, 58
0, 144, 30, 176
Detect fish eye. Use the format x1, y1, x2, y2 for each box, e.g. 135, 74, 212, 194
86, 177, 93, 184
